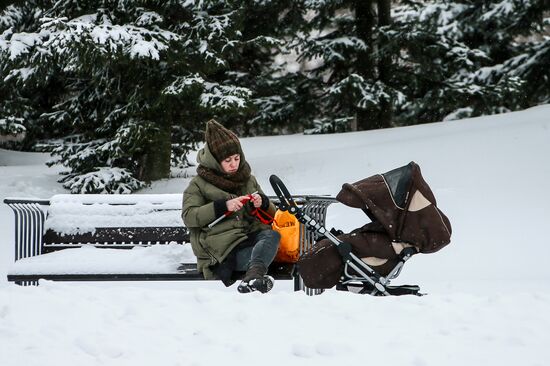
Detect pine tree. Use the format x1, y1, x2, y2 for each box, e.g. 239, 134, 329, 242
386, 0, 548, 123
0, 2, 59, 148
2, 0, 548, 178
1, 0, 289, 193
459, 0, 550, 109
214, 0, 308, 136
294, 0, 549, 132
294, 0, 398, 132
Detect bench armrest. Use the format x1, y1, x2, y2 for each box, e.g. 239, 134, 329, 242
4, 199, 48, 261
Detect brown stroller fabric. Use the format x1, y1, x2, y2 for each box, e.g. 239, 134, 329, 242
298, 162, 452, 289
298, 223, 399, 289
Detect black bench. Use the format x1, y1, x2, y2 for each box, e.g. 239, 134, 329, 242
4, 194, 336, 293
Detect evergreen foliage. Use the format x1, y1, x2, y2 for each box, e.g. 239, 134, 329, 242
294, 0, 549, 132
0, 0, 294, 192
1, 0, 549, 192
0, 116, 26, 143
386, 0, 549, 123
218, 1, 307, 135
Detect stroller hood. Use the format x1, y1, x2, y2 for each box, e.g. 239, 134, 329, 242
336, 162, 452, 253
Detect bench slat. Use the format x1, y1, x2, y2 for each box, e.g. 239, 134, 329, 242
7, 262, 295, 283
43, 227, 189, 247
7, 273, 205, 282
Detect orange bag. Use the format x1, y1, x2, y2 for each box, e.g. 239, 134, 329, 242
272, 210, 301, 263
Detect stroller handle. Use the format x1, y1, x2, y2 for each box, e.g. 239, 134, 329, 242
269, 174, 297, 211
270, 174, 340, 244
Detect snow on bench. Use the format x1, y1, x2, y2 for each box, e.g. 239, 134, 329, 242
45, 194, 183, 236
9, 243, 196, 275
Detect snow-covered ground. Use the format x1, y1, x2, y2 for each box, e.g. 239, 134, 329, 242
1, 105, 550, 366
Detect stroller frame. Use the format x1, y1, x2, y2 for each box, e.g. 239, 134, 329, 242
270, 175, 422, 296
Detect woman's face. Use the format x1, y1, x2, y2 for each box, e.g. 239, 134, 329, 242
220, 154, 240, 174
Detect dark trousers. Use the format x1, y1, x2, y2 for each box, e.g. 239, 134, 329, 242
235, 229, 280, 271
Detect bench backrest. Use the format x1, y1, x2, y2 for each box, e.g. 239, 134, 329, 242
4, 194, 336, 261
43, 194, 187, 251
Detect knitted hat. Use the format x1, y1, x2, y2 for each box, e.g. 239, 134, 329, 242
205, 119, 242, 162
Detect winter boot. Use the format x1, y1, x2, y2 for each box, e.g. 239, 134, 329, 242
237, 263, 274, 294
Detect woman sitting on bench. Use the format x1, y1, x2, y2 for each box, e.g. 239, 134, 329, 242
182, 120, 280, 293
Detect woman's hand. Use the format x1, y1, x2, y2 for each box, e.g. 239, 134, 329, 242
226, 194, 262, 211
226, 196, 247, 212
250, 193, 263, 208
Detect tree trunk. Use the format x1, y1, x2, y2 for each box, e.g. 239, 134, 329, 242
377, 0, 393, 129
137, 121, 171, 182
354, 0, 378, 131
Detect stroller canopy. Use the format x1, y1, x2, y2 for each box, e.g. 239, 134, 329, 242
336, 162, 452, 253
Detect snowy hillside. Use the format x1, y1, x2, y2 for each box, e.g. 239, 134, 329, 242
1, 105, 550, 366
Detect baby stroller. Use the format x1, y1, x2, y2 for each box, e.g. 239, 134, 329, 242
270, 162, 452, 296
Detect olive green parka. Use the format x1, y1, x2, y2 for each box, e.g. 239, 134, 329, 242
181, 144, 276, 279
